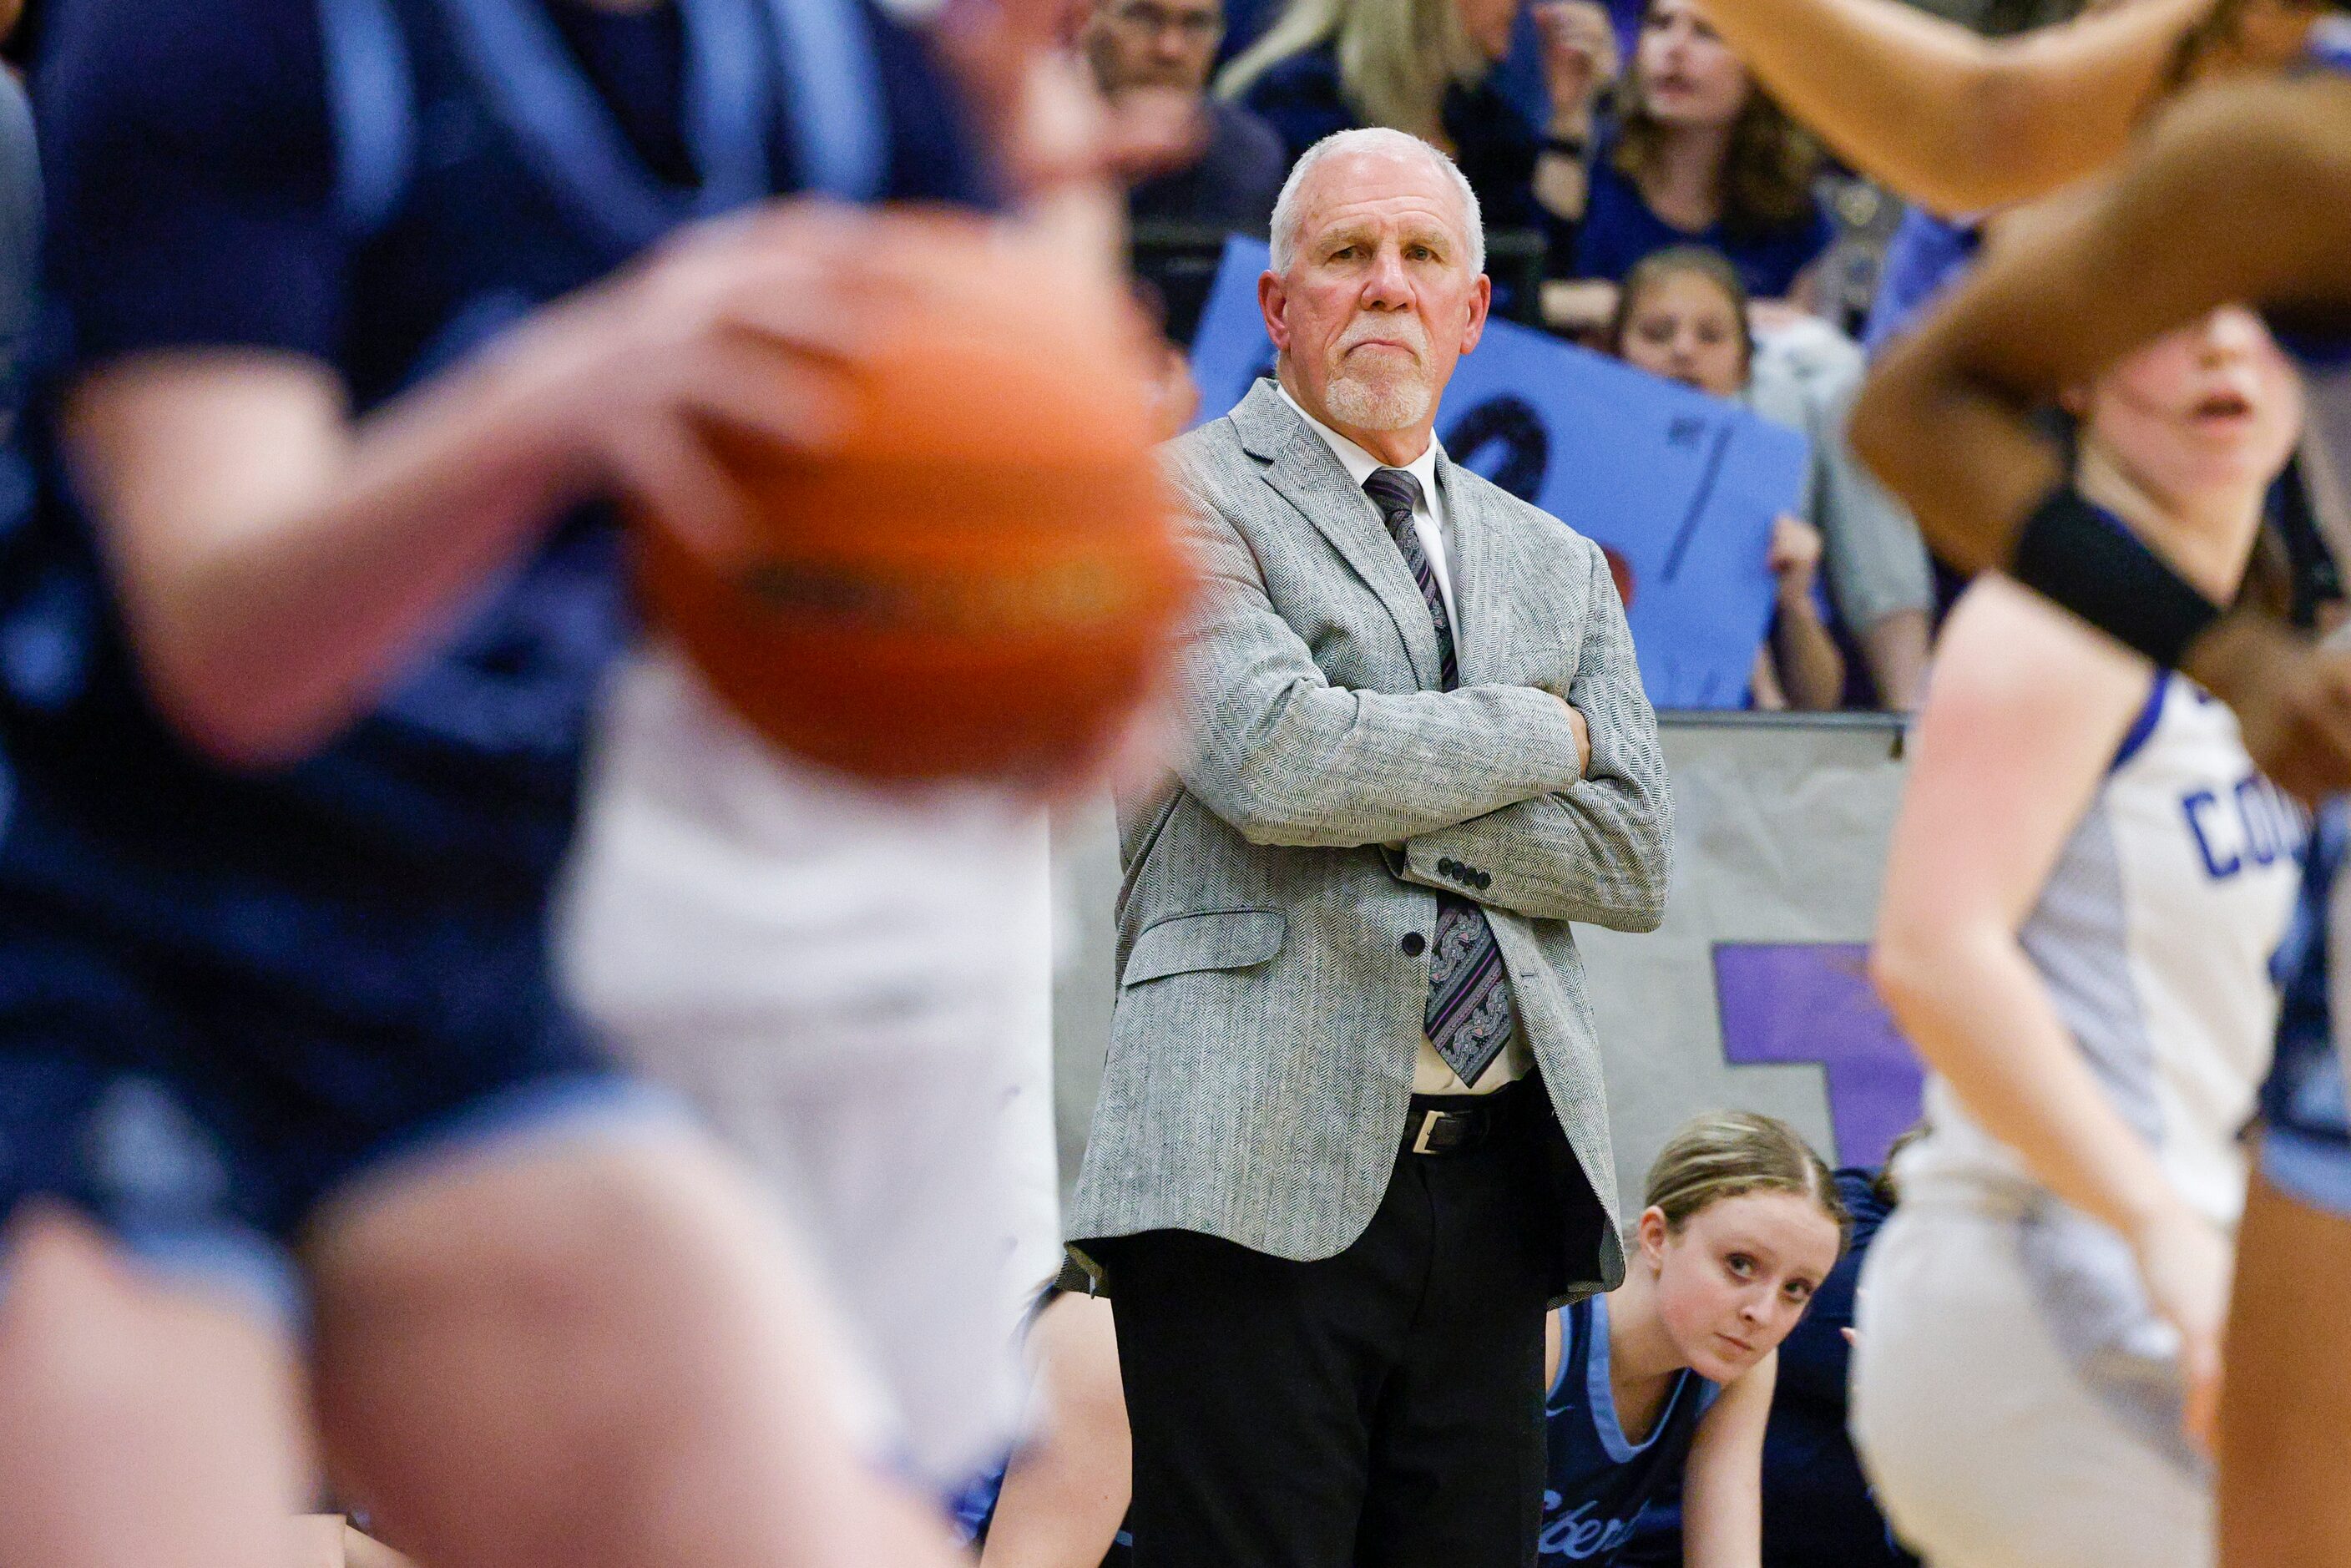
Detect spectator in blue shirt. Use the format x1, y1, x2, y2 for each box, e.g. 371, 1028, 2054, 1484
1607, 248, 1848, 711
1862, 205, 1984, 357
1550, 0, 1830, 336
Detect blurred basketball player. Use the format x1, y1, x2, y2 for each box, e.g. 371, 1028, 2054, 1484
1848, 58, 2351, 1568
554, 26, 1200, 1493
0, 2, 1160, 1566
1863, 308, 2303, 1567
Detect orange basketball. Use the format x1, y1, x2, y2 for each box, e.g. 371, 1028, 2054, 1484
635, 215, 1192, 784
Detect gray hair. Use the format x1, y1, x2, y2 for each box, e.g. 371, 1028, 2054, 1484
1267, 128, 1485, 277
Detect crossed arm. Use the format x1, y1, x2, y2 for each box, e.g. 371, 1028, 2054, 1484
1388, 543, 1673, 932
1176, 499, 1672, 932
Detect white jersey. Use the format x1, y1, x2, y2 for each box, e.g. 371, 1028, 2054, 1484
1904, 673, 2303, 1226
557, 645, 1064, 1485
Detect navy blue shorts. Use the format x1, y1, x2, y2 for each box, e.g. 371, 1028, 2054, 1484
0, 888, 673, 1322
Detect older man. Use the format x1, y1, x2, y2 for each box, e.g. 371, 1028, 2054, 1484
1064, 128, 1672, 1568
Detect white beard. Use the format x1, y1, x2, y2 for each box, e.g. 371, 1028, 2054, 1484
1323, 370, 1433, 432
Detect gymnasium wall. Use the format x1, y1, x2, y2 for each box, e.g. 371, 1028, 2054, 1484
1049, 712, 1923, 1221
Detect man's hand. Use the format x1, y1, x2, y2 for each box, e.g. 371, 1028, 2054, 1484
2126, 1197, 2232, 1456
2184, 612, 2351, 804
1559, 695, 1591, 779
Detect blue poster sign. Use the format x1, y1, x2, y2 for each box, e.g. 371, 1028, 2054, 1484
1187, 236, 1809, 709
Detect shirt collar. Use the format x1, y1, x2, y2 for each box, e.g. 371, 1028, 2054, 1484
1277, 382, 1444, 507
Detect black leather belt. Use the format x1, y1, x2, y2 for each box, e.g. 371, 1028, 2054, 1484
1401, 1075, 1539, 1156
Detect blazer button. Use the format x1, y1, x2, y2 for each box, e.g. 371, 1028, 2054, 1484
1401, 933, 1426, 956
1475, 871, 1492, 889
1438, 857, 1458, 877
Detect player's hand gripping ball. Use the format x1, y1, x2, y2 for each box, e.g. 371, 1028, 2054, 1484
635, 210, 1191, 784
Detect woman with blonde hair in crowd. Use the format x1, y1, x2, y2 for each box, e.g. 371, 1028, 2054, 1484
1214, 0, 1618, 276
1861, 306, 2308, 1567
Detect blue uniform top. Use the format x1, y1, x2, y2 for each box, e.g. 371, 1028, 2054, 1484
2262, 802, 2351, 1183
1540, 1292, 1720, 1565
0, 0, 984, 1248
1610, 1169, 1911, 1568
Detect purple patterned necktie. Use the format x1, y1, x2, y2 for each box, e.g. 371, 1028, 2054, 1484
1363, 468, 1519, 1087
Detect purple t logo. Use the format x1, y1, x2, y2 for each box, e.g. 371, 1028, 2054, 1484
1711, 942, 1924, 1167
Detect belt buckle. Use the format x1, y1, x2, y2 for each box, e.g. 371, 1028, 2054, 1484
1412, 1107, 1445, 1155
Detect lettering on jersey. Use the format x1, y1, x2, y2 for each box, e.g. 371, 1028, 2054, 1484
1539, 1492, 1640, 1560
2182, 773, 2305, 881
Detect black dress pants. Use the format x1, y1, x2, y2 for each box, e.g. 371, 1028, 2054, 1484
1103, 1079, 1604, 1568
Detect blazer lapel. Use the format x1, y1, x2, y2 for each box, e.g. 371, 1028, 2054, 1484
1433, 449, 1504, 687
1231, 381, 1444, 690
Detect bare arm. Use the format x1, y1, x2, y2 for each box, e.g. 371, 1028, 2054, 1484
981, 1297, 1130, 1568
1852, 75, 2351, 577
1391, 542, 1673, 930
1869, 577, 2230, 1431
1871, 579, 2179, 1254
1693, 0, 2215, 214
1772, 604, 1846, 710
1677, 1353, 1775, 1568
1848, 76, 2351, 792
1172, 488, 1591, 847
1530, 0, 1619, 225
66, 209, 885, 766
69, 348, 574, 766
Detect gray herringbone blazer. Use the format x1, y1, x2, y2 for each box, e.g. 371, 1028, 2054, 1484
1066, 379, 1671, 1297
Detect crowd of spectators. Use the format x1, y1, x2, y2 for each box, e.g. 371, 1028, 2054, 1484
1084, 0, 1961, 711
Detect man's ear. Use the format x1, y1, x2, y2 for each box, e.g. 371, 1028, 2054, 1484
1258, 270, 1291, 352
1458, 271, 1493, 355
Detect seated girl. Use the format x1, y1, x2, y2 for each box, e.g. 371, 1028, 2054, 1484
965, 1110, 1846, 1568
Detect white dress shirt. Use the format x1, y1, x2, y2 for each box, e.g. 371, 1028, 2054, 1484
1277, 384, 1533, 1096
